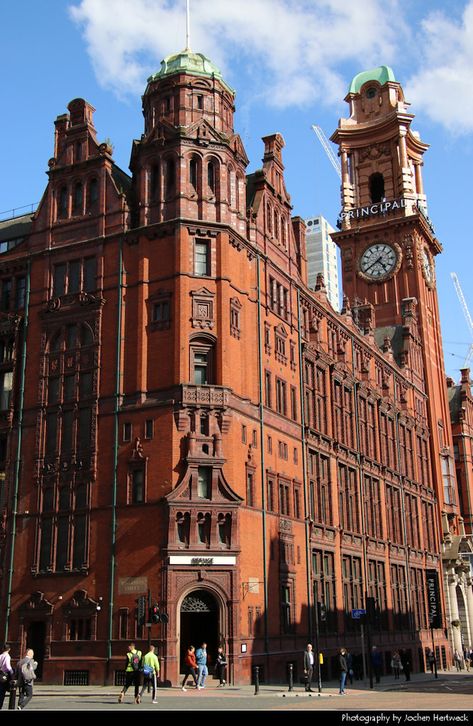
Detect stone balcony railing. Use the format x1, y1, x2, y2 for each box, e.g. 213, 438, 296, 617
181, 384, 231, 409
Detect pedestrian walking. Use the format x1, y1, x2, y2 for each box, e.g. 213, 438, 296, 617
391, 650, 401, 680
371, 646, 382, 684
454, 650, 462, 672
464, 649, 471, 672
16, 648, 37, 710
426, 648, 436, 674
118, 642, 142, 704
181, 646, 199, 691
338, 647, 348, 695
139, 644, 160, 704
215, 646, 227, 687
303, 643, 314, 692
0, 644, 14, 710
400, 649, 411, 681
195, 642, 208, 689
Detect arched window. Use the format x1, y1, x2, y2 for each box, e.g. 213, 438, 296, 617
208, 161, 216, 194
50, 330, 63, 353
197, 511, 211, 546
218, 513, 231, 547
58, 186, 68, 219
369, 173, 385, 203
66, 324, 78, 350
274, 210, 279, 241
267, 202, 273, 234
190, 158, 198, 191
176, 511, 190, 546
80, 324, 94, 347
228, 167, 236, 208
165, 158, 175, 199
87, 178, 99, 211
149, 165, 159, 202
190, 334, 216, 385
73, 182, 83, 215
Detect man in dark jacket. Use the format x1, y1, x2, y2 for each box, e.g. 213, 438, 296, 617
371, 646, 382, 683
16, 649, 37, 710
303, 644, 315, 692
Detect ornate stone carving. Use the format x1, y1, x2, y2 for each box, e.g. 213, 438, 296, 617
181, 591, 217, 613
191, 287, 214, 330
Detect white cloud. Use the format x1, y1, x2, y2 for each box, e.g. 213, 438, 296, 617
69, 0, 405, 108
406, 2, 473, 134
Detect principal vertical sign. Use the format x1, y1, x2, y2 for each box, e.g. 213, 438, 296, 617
426, 569, 441, 628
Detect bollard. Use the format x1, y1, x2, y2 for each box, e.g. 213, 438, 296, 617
254, 665, 260, 695
288, 662, 294, 692
8, 680, 17, 711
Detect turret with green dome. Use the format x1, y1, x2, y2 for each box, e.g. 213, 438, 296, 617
130, 42, 247, 229
348, 65, 397, 95
147, 49, 234, 96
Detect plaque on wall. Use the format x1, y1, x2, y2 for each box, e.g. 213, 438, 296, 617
118, 577, 148, 595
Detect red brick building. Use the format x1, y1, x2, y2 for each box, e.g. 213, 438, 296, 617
0, 54, 472, 685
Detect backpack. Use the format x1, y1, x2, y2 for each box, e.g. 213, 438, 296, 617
21, 661, 36, 683
143, 663, 154, 676
130, 651, 142, 671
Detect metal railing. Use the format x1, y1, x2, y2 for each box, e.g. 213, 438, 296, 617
0, 203, 38, 222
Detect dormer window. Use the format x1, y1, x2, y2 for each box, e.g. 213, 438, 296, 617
366, 86, 377, 99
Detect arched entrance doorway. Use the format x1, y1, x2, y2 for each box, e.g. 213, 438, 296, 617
179, 590, 219, 673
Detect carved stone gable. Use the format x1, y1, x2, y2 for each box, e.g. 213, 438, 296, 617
19, 591, 54, 616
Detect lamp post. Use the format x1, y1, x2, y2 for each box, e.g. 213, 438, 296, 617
314, 601, 323, 694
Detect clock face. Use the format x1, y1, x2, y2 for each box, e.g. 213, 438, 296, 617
422, 248, 434, 285
359, 243, 397, 280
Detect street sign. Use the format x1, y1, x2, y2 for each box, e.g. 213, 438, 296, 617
351, 609, 366, 619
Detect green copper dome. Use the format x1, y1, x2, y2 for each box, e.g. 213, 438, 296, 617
147, 49, 234, 95
349, 65, 396, 95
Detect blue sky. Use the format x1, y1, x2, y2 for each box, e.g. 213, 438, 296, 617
2, 0, 473, 381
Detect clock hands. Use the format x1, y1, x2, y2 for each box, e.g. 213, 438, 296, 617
364, 255, 383, 273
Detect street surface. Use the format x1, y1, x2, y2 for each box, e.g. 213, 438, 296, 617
3, 671, 473, 715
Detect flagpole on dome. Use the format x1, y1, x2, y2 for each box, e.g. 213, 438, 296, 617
185, 0, 191, 51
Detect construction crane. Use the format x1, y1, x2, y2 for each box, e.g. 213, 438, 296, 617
451, 272, 473, 367
312, 124, 341, 179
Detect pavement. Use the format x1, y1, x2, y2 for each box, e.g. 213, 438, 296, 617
4, 670, 473, 714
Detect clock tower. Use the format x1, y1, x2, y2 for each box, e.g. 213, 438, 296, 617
331, 66, 472, 654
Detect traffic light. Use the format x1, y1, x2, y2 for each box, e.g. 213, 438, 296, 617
366, 597, 378, 625
318, 603, 327, 622
137, 595, 146, 627
150, 603, 160, 624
